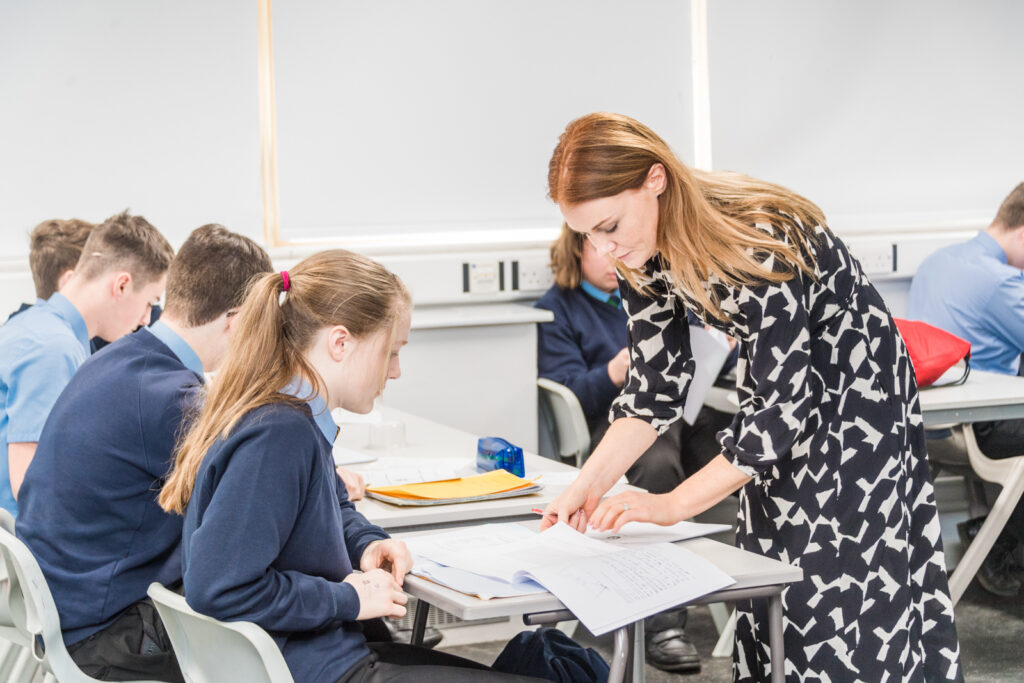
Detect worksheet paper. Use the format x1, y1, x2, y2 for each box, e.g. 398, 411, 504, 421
356, 457, 473, 486
409, 523, 735, 635
683, 325, 732, 425
333, 445, 377, 466
585, 520, 732, 545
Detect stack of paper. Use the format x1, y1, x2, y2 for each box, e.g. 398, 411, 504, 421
407, 523, 735, 635
366, 469, 542, 506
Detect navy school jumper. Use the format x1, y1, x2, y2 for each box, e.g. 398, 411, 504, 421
16, 326, 202, 645
181, 398, 389, 683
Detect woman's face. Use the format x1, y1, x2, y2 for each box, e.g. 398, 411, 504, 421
558, 163, 665, 270
334, 305, 411, 414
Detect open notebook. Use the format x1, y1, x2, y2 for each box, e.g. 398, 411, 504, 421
365, 469, 543, 506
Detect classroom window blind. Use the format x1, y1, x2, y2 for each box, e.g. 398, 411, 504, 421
272, 0, 695, 242
707, 0, 1024, 232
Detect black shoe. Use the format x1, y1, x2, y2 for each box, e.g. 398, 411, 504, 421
958, 517, 1022, 598
644, 608, 701, 673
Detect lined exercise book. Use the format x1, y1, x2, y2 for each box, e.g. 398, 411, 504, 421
407, 523, 735, 634
365, 469, 542, 506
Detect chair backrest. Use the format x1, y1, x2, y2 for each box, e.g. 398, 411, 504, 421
0, 512, 120, 683
959, 423, 1024, 482
147, 583, 294, 683
537, 378, 591, 467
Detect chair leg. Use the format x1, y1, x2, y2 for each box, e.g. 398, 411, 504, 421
948, 466, 1024, 604
712, 609, 737, 658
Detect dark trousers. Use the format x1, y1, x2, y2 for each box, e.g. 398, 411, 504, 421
66, 598, 185, 683
972, 418, 1024, 546
335, 642, 547, 683
591, 407, 734, 494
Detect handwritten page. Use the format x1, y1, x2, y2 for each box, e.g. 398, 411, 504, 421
586, 520, 731, 545
683, 325, 732, 424
408, 522, 735, 632
363, 466, 462, 487
528, 542, 734, 635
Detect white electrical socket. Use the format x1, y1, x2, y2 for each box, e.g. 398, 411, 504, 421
516, 259, 553, 291
850, 241, 896, 275
467, 261, 501, 294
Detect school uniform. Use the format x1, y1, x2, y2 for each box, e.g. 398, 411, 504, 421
16, 321, 202, 681
182, 386, 545, 683
5, 299, 41, 322
0, 292, 90, 515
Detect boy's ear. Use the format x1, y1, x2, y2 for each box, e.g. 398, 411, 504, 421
57, 269, 75, 291
110, 271, 132, 299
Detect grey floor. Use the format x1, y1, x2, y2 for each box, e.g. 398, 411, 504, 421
441, 580, 1024, 682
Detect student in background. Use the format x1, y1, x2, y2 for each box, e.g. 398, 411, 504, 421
159, 251, 560, 683
542, 112, 961, 681
908, 181, 1024, 597
16, 224, 271, 682
535, 225, 736, 673
6, 218, 95, 321
0, 211, 173, 515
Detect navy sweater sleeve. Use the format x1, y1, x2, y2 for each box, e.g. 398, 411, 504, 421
183, 413, 362, 631
334, 471, 389, 568
535, 290, 622, 424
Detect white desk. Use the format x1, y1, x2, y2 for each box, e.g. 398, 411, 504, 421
396, 522, 801, 683
918, 369, 1024, 425
339, 406, 632, 533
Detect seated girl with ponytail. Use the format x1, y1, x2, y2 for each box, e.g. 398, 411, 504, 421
158, 251, 566, 683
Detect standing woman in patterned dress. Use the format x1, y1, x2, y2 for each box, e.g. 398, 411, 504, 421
541, 112, 962, 682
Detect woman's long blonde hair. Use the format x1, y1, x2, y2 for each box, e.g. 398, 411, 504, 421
159, 249, 410, 514
547, 112, 825, 320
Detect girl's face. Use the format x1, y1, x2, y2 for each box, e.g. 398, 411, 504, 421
334, 306, 411, 414
579, 238, 620, 293
558, 163, 665, 270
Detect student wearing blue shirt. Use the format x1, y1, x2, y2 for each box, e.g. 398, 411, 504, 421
16, 224, 272, 681
158, 251, 559, 683
6, 218, 95, 322
0, 211, 173, 515
909, 181, 1024, 597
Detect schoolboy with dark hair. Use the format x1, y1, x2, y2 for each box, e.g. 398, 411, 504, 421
0, 211, 173, 514
16, 223, 272, 682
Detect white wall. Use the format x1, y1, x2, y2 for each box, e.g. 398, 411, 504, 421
1, 2, 1020, 442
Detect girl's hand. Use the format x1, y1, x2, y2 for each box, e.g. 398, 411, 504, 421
360, 539, 413, 586
540, 479, 604, 532
589, 489, 686, 533
344, 568, 408, 620
337, 467, 366, 501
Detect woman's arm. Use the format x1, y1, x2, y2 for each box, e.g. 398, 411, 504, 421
541, 417, 657, 531
589, 454, 752, 532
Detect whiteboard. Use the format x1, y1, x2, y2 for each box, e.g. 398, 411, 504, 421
272, 0, 695, 241
707, 0, 1024, 231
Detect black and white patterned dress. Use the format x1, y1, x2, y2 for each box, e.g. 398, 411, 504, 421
610, 220, 962, 682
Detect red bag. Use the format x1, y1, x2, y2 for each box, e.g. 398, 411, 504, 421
894, 318, 971, 388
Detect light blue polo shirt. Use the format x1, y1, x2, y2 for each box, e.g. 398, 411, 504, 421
908, 231, 1024, 375
0, 292, 91, 514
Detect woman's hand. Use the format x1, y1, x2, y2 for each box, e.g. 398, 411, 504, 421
337, 467, 366, 501
360, 539, 413, 586
540, 479, 605, 532
344, 568, 408, 620
589, 489, 686, 533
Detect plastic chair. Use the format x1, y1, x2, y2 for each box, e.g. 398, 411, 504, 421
147, 583, 294, 683
0, 512, 161, 683
537, 378, 591, 467
947, 424, 1024, 604
0, 510, 45, 683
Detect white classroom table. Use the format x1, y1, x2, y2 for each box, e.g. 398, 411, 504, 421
396, 521, 802, 683
918, 369, 1024, 425
337, 406, 634, 533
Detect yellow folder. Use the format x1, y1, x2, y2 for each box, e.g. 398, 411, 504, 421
366, 469, 537, 500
